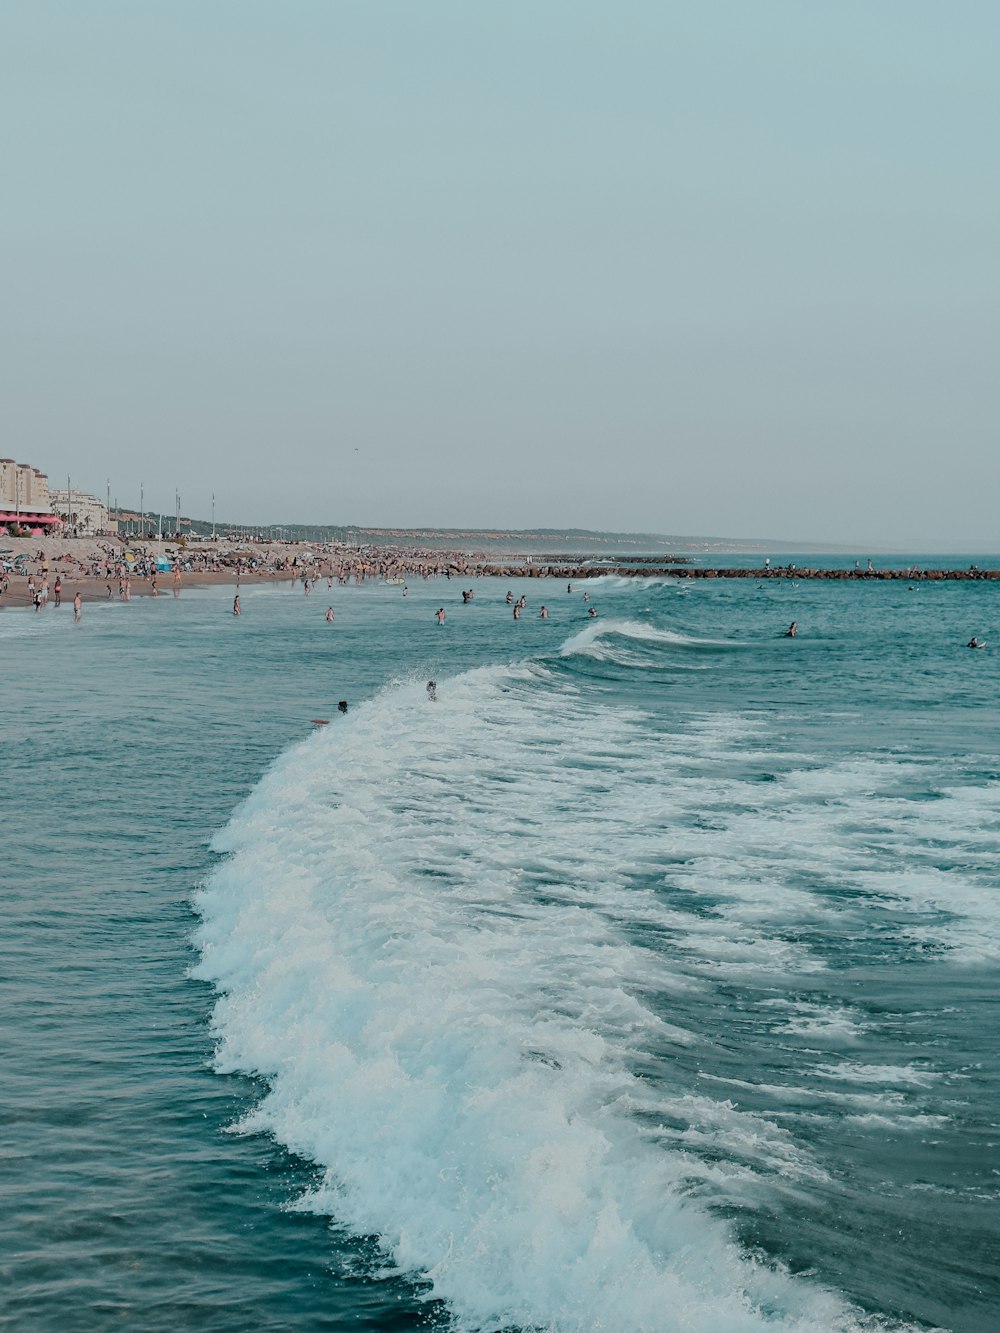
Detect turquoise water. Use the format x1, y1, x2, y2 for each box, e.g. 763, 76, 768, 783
2, 570, 998, 1331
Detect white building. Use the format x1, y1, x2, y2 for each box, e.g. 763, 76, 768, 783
48, 488, 109, 535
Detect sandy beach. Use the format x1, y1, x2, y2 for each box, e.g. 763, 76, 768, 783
0, 532, 490, 611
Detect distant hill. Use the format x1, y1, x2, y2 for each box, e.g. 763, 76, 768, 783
174, 519, 844, 554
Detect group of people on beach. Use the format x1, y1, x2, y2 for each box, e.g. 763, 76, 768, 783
6, 539, 990, 653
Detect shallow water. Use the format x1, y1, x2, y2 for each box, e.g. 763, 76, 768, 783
2, 570, 998, 1331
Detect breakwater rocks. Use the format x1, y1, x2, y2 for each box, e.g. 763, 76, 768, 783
474, 564, 1000, 581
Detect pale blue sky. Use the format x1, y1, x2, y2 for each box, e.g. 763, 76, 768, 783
2, 2, 997, 545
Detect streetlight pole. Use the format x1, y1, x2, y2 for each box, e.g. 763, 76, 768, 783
106, 478, 110, 535
211, 492, 215, 540
140, 483, 144, 540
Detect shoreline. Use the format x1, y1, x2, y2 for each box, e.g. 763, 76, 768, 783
2, 534, 998, 612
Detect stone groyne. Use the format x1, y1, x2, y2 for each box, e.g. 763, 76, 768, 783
473, 564, 1000, 581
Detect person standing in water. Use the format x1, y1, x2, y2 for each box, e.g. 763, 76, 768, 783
539, 605, 549, 618
785, 621, 797, 637
325, 607, 335, 622
436, 607, 446, 623
233, 594, 241, 616
73, 591, 82, 622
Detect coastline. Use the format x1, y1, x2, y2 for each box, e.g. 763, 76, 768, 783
3, 533, 999, 613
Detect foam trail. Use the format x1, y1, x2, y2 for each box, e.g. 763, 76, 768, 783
194, 667, 904, 1333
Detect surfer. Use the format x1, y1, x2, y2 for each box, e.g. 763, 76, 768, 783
337, 700, 348, 713
426, 680, 437, 701
967, 636, 986, 649
785, 621, 797, 637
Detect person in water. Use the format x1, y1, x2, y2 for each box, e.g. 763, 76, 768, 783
539, 605, 548, 618
436, 607, 446, 623
968, 636, 986, 649
785, 621, 797, 637
337, 700, 348, 713
233, 594, 241, 616
506, 590, 513, 604
325, 606, 335, 622
588, 606, 598, 617
426, 681, 437, 701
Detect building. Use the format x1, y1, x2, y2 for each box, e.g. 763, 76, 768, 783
0, 460, 61, 532
48, 488, 109, 536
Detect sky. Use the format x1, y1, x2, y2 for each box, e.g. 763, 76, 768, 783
2, 1, 998, 548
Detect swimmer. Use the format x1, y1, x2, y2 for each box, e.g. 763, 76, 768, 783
233, 594, 241, 616
436, 607, 446, 623
588, 606, 598, 618
539, 605, 548, 619
582, 591, 589, 603
337, 700, 348, 713
785, 621, 797, 637
325, 607, 335, 622
513, 605, 521, 619
426, 680, 437, 701
506, 591, 513, 604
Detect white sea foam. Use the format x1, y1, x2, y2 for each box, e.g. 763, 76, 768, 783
193, 665, 907, 1332
559, 618, 732, 663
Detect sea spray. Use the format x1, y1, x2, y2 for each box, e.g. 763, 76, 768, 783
193, 667, 918, 1331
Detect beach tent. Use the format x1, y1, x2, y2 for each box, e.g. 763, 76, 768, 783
156, 556, 173, 571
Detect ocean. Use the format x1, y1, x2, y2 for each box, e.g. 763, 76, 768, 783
2, 566, 998, 1332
